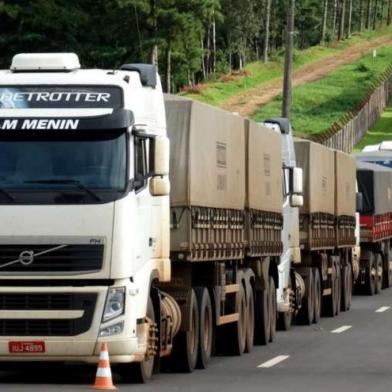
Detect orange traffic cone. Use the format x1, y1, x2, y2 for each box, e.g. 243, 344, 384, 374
92, 343, 117, 390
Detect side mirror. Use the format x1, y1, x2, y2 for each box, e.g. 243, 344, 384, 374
154, 136, 170, 176
292, 167, 303, 195
290, 194, 303, 208
356, 192, 363, 213
150, 176, 170, 196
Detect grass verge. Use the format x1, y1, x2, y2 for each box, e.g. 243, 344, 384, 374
252, 46, 392, 138
355, 103, 392, 150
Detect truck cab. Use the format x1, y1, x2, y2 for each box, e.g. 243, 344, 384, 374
262, 118, 303, 326
0, 53, 173, 380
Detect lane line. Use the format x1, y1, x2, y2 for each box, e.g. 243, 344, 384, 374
257, 355, 290, 368
376, 306, 390, 313
331, 325, 352, 334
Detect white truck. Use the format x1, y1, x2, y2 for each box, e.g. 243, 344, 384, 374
0, 53, 358, 383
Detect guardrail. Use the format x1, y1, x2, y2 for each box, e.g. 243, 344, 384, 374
311, 65, 392, 153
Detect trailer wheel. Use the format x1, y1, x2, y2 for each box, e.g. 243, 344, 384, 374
195, 287, 213, 369
171, 289, 199, 372
313, 268, 321, 324
245, 284, 255, 352
223, 282, 247, 355
364, 252, 376, 296
334, 263, 341, 316
268, 277, 277, 342
120, 297, 155, 383
254, 287, 270, 345
340, 265, 349, 312
383, 244, 392, 288
322, 262, 336, 317
375, 254, 383, 294
341, 264, 352, 311
297, 268, 314, 325
347, 263, 353, 309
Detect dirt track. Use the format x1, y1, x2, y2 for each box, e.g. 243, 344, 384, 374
222, 34, 392, 117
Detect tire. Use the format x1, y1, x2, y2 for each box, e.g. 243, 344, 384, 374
171, 289, 199, 372
322, 261, 336, 317
313, 268, 321, 324
341, 265, 349, 312
364, 252, 376, 296
335, 263, 341, 316
375, 253, 383, 294
254, 286, 270, 345
269, 277, 277, 342
195, 287, 213, 369
119, 297, 155, 383
383, 245, 392, 289
347, 263, 353, 310
245, 284, 255, 353
297, 268, 314, 325
277, 277, 292, 331
221, 283, 247, 355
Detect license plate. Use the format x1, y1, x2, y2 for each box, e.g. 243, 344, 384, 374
9, 341, 45, 353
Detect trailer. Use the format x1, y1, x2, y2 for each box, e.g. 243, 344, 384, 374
261, 122, 357, 327
161, 96, 287, 372
355, 161, 392, 294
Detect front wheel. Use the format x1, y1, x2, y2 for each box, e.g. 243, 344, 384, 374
119, 297, 156, 383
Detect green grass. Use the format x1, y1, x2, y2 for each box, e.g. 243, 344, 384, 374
182, 25, 392, 107
355, 104, 392, 151
252, 46, 392, 138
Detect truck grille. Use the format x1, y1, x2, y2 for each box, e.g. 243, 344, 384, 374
0, 293, 96, 336
0, 244, 104, 273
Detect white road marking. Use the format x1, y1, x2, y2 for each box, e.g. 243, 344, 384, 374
257, 355, 290, 368
331, 325, 352, 334
375, 306, 390, 313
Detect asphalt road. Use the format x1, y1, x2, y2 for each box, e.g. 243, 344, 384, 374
2, 289, 392, 392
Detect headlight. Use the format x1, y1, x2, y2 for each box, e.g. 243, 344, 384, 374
103, 287, 125, 322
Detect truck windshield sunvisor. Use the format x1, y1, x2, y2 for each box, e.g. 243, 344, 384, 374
0, 129, 128, 204
0, 109, 134, 132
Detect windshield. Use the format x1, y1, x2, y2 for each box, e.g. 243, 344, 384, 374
0, 130, 127, 204
360, 158, 392, 169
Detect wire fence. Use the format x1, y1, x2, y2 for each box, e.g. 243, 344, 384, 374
311, 65, 392, 153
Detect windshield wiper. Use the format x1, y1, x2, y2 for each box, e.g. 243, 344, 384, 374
24, 179, 102, 202
0, 188, 15, 201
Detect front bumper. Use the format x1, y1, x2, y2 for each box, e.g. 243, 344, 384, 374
0, 283, 143, 363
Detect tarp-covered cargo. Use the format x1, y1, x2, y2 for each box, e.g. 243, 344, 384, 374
245, 120, 283, 213
356, 161, 392, 215
335, 151, 356, 217
294, 140, 335, 215
165, 95, 245, 210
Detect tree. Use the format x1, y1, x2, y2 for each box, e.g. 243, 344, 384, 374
347, 0, 353, 36
321, 0, 329, 44
366, 0, 372, 28
264, 0, 272, 62
338, 0, 346, 40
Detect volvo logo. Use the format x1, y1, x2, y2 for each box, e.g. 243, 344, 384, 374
18, 250, 35, 266
0, 244, 67, 269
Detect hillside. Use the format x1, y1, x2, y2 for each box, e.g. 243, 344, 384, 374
182, 27, 392, 114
